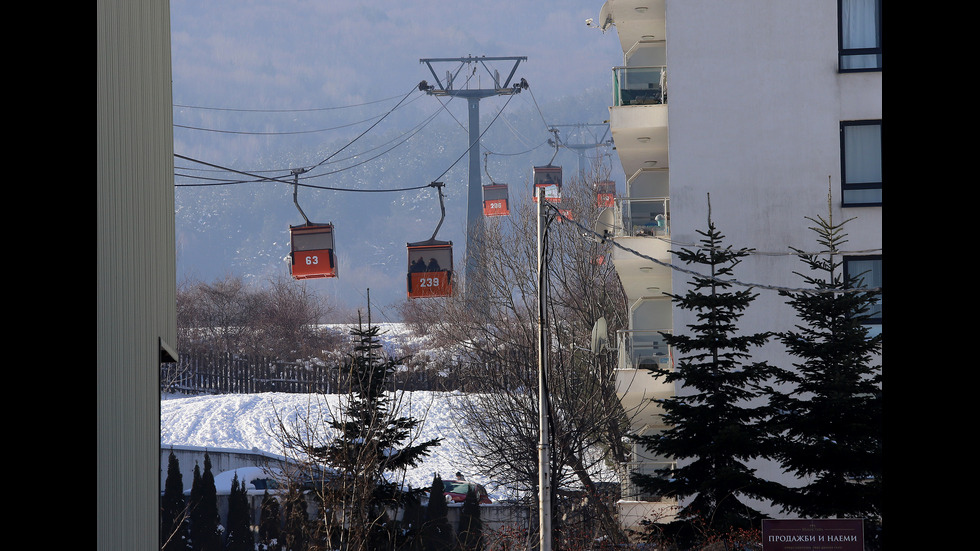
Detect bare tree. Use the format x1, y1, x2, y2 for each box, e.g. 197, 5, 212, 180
399, 161, 632, 545
175, 274, 343, 360
177, 275, 265, 355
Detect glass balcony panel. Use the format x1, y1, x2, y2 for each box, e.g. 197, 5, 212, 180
617, 329, 672, 371
613, 66, 667, 106
622, 460, 677, 501
619, 197, 669, 237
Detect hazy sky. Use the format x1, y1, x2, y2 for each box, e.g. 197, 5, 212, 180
170, 1, 627, 313
171, 1, 621, 114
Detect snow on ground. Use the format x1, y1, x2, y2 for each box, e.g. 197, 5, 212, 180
160, 390, 517, 501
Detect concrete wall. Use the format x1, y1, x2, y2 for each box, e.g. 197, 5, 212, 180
161, 445, 290, 493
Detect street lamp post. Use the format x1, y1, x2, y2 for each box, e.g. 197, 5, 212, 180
536, 187, 553, 551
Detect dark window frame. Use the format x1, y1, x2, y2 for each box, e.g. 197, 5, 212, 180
844, 254, 882, 325
838, 0, 882, 72
840, 120, 882, 207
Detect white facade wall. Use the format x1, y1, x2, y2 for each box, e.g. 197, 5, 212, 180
602, 0, 882, 519
665, 0, 881, 371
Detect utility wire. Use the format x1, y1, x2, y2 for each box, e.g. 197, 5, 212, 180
543, 202, 881, 295
642, 234, 882, 258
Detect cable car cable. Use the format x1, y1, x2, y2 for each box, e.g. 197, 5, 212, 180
429, 91, 518, 184
303, 83, 422, 172
174, 113, 388, 136
174, 92, 407, 113
174, 96, 440, 184
174, 83, 446, 190
526, 86, 555, 136
174, 153, 295, 187
173, 94, 426, 136
175, 153, 434, 193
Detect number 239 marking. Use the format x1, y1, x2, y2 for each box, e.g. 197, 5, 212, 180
419, 277, 440, 288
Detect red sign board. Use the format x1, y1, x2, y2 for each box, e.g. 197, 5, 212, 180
762, 519, 864, 551
408, 270, 452, 298
291, 249, 336, 279
483, 199, 509, 216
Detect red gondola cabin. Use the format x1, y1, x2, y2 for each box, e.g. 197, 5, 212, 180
596, 180, 616, 207
483, 184, 510, 216
407, 240, 453, 298
532, 165, 562, 202
289, 223, 337, 279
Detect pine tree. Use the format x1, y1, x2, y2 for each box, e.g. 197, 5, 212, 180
224, 472, 255, 551
161, 450, 191, 551
400, 490, 426, 551
281, 482, 308, 551
422, 474, 455, 551
258, 489, 281, 550
457, 486, 483, 551
284, 302, 441, 551
188, 462, 203, 550
766, 207, 882, 527
190, 452, 223, 551
633, 203, 777, 535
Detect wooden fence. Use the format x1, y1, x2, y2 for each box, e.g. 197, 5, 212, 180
161, 352, 341, 395
160, 351, 466, 395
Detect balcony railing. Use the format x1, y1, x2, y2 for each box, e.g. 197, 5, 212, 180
617, 329, 672, 372
622, 460, 677, 501
617, 197, 669, 237
613, 66, 667, 106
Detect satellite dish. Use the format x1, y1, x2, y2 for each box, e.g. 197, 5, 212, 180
591, 317, 608, 354
593, 208, 616, 243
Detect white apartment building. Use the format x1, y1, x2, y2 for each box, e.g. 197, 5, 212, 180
594, 0, 882, 528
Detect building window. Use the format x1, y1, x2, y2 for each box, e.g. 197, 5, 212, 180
839, 0, 881, 71
841, 120, 881, 206
844, 255, 882, 326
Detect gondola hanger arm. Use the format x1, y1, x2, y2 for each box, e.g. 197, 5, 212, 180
292, 168, 311, 225
428, 181, 446, 242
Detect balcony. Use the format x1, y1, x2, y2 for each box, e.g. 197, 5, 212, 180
618, 196, 669, 238
617, 329, 672, 372
609, 198, 672, 301
607, 74, 668, 177
618, 458, 679, 526
615, 329, 673, 429
613, 66, 666, 106
621, 460, 677, 502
